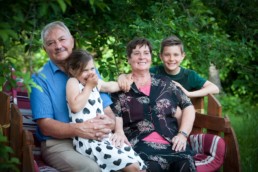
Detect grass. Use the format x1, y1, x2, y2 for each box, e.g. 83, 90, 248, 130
219, 95, 258, 172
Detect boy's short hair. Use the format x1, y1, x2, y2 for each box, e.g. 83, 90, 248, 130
160, 35, 184, 54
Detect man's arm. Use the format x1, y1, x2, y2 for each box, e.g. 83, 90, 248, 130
117, 73, 133, 92
38, 69, 116, 140
98, 79, 120, 93
37, 116, 113, 140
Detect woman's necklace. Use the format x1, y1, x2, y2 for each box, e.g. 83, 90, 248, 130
133, 74, 151, 86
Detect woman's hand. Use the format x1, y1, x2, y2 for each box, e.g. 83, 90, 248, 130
171, 133, 187, 152
110, 131, 131, 148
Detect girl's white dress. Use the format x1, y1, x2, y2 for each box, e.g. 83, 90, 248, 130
68, 83, 146, 172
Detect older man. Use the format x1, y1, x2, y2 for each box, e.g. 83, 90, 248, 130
30, 21, 115, 172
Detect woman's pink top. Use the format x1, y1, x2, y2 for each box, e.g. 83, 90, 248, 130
138, 84, 170, 144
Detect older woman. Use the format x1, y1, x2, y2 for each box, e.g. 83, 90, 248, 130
111, 38, 196, 172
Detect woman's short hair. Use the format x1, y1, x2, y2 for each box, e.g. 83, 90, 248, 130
126, 38, 152, 58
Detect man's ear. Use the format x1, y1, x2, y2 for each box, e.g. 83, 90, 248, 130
43, 45, 46, 52
71, 36, 75, 49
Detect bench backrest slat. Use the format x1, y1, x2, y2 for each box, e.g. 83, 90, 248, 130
0, 91, 10, 138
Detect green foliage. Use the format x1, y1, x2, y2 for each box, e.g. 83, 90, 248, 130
0, 0, 64, 90
202, 0, 258, 102
61, 0, 257, 103
0, 0, 257, 102
219, 95, 258, 172
0, 0, 257, 170
0, 134, 20, 172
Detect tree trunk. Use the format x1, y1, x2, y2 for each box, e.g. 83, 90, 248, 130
209, 63, 223, 92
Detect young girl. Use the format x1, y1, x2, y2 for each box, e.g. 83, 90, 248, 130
65, 50, 146, 172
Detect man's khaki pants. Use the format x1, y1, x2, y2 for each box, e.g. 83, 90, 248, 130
41, 139, 100, 172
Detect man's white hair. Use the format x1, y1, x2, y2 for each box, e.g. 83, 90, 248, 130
41, 21, 71, 45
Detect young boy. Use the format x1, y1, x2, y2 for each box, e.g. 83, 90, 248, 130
150, 35, 219, 98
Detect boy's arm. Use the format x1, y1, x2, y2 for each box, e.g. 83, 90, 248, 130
174, 80, 219, 98
189, 80, 219, 97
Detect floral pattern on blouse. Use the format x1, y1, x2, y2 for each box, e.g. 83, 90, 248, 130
111, 73, 192, 146
111, 73, 196, 171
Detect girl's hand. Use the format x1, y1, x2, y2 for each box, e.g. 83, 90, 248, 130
85, 73, 98, 88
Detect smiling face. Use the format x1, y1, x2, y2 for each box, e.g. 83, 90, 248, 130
43, 26, 74, 67
76, 59, 96, 84
128, 44, 152, 72
160, 45, 185, 75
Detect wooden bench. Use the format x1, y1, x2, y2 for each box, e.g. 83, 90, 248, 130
0, 91, 36, 172
190, 94, 241, 172
0, 90, 241, 172
0, 91, 10, 138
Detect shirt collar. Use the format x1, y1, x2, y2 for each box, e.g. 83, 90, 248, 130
49, 60, 63, 73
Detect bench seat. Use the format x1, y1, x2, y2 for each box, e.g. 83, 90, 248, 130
1, 86, 241, 172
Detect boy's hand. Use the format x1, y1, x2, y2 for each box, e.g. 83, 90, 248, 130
173, 80, 190, 97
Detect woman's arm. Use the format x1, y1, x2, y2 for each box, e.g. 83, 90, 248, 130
172, 105, 195, 152
178, 105, 195, 137
109, 117, 131, 148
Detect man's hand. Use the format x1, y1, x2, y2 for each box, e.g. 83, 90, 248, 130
117, 73, 133, 92
75, 114, 114, 140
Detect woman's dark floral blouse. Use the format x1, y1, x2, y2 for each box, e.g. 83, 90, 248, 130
111, 73, 193, 146
111, 73, 196, 171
